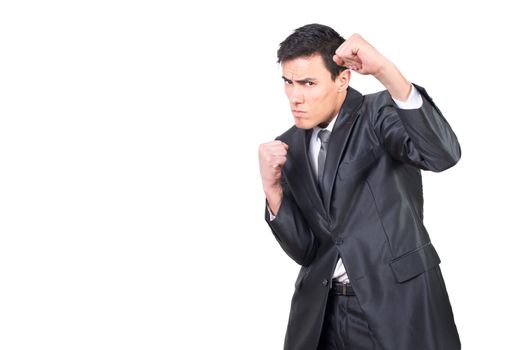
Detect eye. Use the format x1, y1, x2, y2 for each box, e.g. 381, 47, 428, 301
305, 81, 314, 86
284, 79, 293, 85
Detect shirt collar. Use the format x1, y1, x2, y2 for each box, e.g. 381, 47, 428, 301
312, 113, 338, 141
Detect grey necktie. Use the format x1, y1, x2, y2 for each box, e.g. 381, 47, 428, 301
317, 129, 331, 183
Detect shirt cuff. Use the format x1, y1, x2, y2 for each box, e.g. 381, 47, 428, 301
267, 205, 276, 221
392, 84, 423, 109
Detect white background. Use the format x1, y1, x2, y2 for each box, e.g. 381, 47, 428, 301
1, 0, 523, 349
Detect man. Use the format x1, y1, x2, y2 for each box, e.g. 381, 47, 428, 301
259, 24, 461, 350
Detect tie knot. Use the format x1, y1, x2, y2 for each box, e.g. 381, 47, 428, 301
318, 129, 331, 144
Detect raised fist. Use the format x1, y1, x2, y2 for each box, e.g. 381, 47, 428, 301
333, 33, 387, 76
259, 140, 288, 190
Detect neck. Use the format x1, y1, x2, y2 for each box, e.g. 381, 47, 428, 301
318, 90, 347, 128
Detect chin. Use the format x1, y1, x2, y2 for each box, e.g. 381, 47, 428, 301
294, 119, 313, 130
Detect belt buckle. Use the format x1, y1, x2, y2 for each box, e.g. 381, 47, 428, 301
342, 282, 350, 295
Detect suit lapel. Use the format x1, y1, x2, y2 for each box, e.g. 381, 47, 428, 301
283, 128, 328, 224
320, 87, 364, 209
280, 87, 364, 226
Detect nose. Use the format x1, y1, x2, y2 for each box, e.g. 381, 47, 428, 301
290, 86, 304, 105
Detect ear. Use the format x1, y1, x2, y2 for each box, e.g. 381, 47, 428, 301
336, 69, 351, 92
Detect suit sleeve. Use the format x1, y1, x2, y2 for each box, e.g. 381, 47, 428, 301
373, 84, 461, 172
264, 179, 317, 267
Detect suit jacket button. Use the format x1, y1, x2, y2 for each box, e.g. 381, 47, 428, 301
322, 279, 329, 286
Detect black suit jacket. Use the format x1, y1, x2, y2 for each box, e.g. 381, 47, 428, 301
265, 85, 461, 350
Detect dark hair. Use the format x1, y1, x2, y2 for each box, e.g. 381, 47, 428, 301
277, 23, 346, 80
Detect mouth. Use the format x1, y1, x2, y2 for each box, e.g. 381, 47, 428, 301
292, 109, 306, 117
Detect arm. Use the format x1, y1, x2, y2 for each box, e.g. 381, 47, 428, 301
334, 34, 460, 171
375, 85, 461, 171
333, 33, 412, 101
259, 141, 317, 266
264, 181, 317, 266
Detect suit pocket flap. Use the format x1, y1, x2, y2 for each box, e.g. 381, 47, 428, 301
389, 242, 441, 283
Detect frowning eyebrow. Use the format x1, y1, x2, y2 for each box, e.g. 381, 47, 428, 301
282, 76, 317, 84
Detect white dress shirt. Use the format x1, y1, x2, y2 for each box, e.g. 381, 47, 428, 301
269, 85, 423, 283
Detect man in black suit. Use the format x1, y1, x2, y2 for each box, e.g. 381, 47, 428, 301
258, 24, 461, 350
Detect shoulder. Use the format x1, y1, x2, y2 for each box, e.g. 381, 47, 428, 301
275, 125, 299, 144
359, 89, 398, 127
362, 89, 395, 110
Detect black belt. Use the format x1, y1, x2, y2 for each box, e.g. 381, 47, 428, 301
330, 281, 356, 296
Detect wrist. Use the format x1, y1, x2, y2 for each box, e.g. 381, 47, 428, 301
264, 184, 283, 215
263, 183, 282, 197
374, 61, 411, 102
373, 58, 394, 82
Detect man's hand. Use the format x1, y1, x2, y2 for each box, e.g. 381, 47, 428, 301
333, 34, 412, 101
259, 141, 288, 215
333, 33, 386, 76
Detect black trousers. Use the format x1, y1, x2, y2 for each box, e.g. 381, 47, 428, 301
317, 292, 378, 350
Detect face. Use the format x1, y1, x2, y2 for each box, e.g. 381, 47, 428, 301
282, 54, 349, 129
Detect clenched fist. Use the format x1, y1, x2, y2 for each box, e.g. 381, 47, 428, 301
332, 33, 386, 76
259, 140, 288, 215
333, 33, 411, 101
